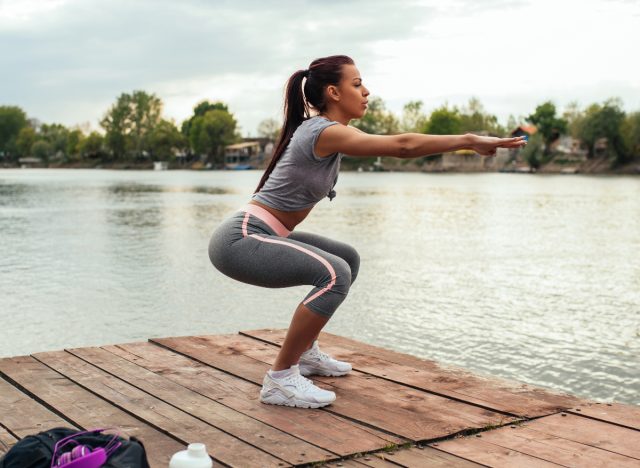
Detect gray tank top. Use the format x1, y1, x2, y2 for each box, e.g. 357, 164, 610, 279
252, 116, 342, 211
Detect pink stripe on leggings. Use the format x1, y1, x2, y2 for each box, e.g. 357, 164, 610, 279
248, 234, 337, 306
240, 204, 291, 237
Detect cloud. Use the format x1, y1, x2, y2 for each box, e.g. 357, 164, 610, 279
1, 0, 638, 134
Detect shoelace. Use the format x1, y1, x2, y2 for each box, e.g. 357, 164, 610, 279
303, 345, 333, 362
283, 372, 315, 391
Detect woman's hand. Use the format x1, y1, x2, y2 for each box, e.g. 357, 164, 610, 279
468, 134, 527, 156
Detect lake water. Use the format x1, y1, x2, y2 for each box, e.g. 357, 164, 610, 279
1, 169, 639, 405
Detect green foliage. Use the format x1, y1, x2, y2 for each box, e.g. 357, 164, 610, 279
257, 118, 281, 141
149, 119, 185, 161
100, 90, 162, 160
576, 98, 626, 163
0, 106, 28, 160
423, 104, 462, 135
527, 101, 567, 154
31, 140, 52, 162
79, 131, 106, 159
459, 97, 503, 135
400, 100, 427, 133
16, 126, 36, 157
188, 109, 238, 165
621, 111, 640, 160
351, 96, 399, 135
39, 123, 70, 161
182, 101, 230, 137
520, 132, 545, 169
66, 129, 84, 161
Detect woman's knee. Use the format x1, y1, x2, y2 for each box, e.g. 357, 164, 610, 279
344, 245, 360, 284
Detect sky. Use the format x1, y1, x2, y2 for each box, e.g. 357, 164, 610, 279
1, 0, 639, 136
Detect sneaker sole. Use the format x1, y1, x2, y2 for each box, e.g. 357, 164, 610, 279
299, 367, 351, 377
260, 395, 334, 409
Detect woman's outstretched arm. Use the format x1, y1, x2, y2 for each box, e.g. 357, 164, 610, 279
316, 124, 527, 158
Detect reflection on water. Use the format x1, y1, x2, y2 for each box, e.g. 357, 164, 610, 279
0, 169, 639, 406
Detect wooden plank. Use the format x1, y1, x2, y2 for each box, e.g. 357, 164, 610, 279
0, 426, 19, 456
0, 372, 76, 436
373, 446, 484, 467
105, 342, 400, 457
523, 413, 640, 460
454, 422, 640, 467
241, 329, 583, 417
429, 437, 562, 467
0, 356, 184, 468
152, 334, 518, 442
567, 401, 640, 430
31, 351, 287, 467
68, 345, 336, 466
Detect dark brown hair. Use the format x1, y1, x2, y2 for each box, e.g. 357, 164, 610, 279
254, 55, 354, 193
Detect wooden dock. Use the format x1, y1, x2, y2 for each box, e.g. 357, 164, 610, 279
1, 329, 638, 467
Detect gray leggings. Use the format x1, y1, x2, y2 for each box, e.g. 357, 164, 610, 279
208, 206, 359, 318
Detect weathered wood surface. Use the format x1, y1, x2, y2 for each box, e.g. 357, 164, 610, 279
1, 329, 638, 467
241, 328, 584, 417
433, 412, 640, 466
152, 334, 519, 442
103, 341, 400, 456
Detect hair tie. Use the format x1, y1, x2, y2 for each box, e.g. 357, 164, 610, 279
303, 69, 310, 78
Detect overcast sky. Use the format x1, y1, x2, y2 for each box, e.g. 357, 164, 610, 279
1, 0, 639, 136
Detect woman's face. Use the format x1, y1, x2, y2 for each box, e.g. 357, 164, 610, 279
335, 64, 370, 119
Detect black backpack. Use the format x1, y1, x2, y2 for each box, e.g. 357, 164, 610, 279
0, 427, 150, 468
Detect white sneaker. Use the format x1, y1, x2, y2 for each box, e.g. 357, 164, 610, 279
298, 340, 352, 377
260, 364, 336, 408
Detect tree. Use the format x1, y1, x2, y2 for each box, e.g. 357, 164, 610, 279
0, 106, 28, 160
31, 140, 52, 163
79, 132, 106, 159
100, 90, 162, 160
189, 109, 238, 165
66, 129, 85, 161
562, 101, 583, 138
182, 101, 229, 138
459, 97, 503, 135
526, 101, 567, 155
520, 132, 544, 169
257, 118, 281, 141
400, 100, 427, 133
16, 127, 36, 157
621, 111, 640, 160
576, 98, 626, 162
351, 96, 399, 135
39, 123, 69, 161
149, 119, 186, 161
423, 104, 462, 135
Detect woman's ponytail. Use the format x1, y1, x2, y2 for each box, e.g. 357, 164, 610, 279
254, 69, 308, 193
254, 55, 354, 194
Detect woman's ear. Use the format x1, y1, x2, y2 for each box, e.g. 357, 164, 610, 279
326, 85, 340, 102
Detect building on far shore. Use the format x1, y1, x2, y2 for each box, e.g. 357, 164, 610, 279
18, 157, 44, 168
224, 139, 274, 170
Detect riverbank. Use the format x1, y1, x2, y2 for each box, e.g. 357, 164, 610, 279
5, 153, 639, 174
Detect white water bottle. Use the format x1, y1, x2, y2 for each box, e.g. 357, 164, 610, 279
169, 443, 213, 468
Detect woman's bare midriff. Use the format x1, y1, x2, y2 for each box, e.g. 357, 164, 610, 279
249, 200, 312, 232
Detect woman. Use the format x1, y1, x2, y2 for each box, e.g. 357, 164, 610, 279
209, 55, 526, 409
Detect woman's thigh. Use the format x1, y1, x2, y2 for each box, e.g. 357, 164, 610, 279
287, 231, 360, 282
216, 233, 352, 291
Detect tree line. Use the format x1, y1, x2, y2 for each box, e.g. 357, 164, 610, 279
1, 92, 638, 168
0, 91, 239, 167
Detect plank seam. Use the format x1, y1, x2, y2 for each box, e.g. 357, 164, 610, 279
0, 366, 82, 431
238, 331, 531, 420
520, 419, 640, 461
65, 347, 296, 467
566, 409, 640, 432
28, 353, 192, 450
0, 422, 20, 441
